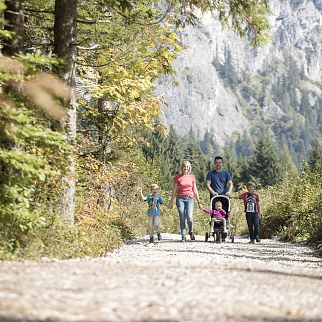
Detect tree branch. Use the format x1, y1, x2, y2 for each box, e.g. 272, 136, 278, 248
114, 4, 172, 26
73, 60, 111, 68
25, 8, 54, 14
76, 18, 111, 24
77, 44, 100, 51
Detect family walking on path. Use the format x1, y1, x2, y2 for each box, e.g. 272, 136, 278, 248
138, 156, 261, 244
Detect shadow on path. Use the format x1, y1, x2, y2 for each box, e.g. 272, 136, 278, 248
158, 248, 322, 281
0, 317, 182, 322
159, 246, 321, 265
1, 315, 322, 322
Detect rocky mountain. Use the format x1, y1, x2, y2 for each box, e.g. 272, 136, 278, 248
156, 0, 322, 159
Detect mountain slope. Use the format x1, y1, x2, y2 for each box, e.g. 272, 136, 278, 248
156, 0, 322, 159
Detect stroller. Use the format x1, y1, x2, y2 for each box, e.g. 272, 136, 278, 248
205, 195, 235, 243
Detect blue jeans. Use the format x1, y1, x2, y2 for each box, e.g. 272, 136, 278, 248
246, 212, 260, 240
176, 196, 194, 236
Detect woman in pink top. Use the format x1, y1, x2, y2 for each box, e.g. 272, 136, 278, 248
169, 161, 202, 242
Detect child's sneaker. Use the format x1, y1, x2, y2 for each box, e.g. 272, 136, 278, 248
157, 233, 162, 241
149, 236, 154, 243
181, 235, 186, 242
190, 232, 195, 241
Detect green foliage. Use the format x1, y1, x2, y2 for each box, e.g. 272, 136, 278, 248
308, 140, 322, 173
0, 215, 124, 259
260, 164, 322, 243
183, 130, 210, 185
0, 0, 12, 40
142, 126, 211, 189
76, 0, 183, 165
216, 47, 322, 167
142, 124, 184, 190
279, 143, 298, 178
234, 132, 255, 158
222, 144, 239, 179
213, 47, 240, 87
247, 137, 282, 187
0, 53, 69, 251
0, 0, 276, 259
199, 128, 220, 157
170, 0, 271, 45
0, 104, 68, 250
17, 52, 62, 74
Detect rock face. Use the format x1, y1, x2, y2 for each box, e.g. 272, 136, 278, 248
156, 0, 322, 147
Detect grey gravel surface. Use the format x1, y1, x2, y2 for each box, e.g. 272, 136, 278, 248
0, 234, 321, 322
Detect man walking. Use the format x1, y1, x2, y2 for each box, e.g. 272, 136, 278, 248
206, 156, 233, 198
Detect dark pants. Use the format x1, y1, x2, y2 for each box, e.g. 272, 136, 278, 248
246, 212, 260, 240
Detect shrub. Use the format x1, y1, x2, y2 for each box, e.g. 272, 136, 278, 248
260, 164, 322, 243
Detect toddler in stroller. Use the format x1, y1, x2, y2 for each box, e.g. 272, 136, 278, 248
203, 195, 234, 243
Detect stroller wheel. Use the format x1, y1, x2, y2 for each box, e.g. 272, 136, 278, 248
205, 232, 209, 242
217, 233, 222, 243
231, 235, 235, 243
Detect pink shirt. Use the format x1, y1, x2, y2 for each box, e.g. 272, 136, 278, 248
174, 174, 196, 198
203, 208, 226, 219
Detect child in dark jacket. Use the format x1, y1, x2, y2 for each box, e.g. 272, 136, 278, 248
234, 181, 261, 243
202, 201, 227, 233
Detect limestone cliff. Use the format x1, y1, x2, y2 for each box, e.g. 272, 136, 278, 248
156, 0, 322, 153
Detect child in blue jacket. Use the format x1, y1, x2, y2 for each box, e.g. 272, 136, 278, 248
138, 184, 164, 243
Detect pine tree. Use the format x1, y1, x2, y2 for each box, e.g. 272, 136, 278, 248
279, 143, 298, 178
183, 132, 209, 185
308, 140, 322, 173
248, 137, 282, 187
235, 132, 255, 158
222, 145, 238, 179
236, 157, 251, 187
142, 125, 184, 190
200, 128, 220, 157
159, 126, 184, 189
167, 125, 184, 175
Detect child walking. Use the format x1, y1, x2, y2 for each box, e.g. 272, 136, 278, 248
202, 201, 227, 233
138, 184, 164, 243
235, 181, 261, 243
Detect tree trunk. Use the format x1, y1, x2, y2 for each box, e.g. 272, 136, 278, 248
3, 0, 25, 55
54, 0, 78, 224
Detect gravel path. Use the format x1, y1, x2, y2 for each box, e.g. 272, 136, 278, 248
0, 234, 321, 322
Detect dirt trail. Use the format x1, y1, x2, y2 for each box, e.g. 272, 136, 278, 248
0, 234, 321, 322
